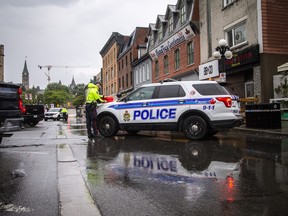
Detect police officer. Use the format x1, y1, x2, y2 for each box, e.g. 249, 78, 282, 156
85, 81, 105, 139
60, 106, 68, 121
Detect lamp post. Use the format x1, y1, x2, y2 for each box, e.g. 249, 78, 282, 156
213, 39, 233, 82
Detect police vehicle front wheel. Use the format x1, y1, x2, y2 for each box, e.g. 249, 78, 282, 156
98, 116, 118, 137
182, 116, 207, 140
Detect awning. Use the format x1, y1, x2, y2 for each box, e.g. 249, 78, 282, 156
277, 62, 288, 73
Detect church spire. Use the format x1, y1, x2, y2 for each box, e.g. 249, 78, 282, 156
22, 58, 29, 90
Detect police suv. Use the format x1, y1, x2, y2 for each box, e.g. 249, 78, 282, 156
96, 80, 242, 140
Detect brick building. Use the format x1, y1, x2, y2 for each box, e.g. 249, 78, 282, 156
199, 0, 288, 103
117, 27, 148, 95
99, 32, 127, 97
0, 44, 4, 81
147, 0, 200, 82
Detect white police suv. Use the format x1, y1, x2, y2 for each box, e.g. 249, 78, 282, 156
96, 80, 242, 140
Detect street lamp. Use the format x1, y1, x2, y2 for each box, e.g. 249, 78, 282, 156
213, 39, 233, 74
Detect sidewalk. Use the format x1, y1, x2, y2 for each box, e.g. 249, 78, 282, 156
57, 144, 101, 216
234, 120, 288, 136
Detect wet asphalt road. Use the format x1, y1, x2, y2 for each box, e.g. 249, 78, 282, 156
0, 112, 288, 216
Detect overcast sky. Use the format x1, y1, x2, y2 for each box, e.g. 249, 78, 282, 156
0, 0, 175, 89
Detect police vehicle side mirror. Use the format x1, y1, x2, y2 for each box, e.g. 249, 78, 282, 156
117, 93, 122, 98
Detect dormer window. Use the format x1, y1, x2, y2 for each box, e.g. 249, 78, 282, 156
168, 16, 174, 33
180, 4, 186, 24
158, 25, 163, 41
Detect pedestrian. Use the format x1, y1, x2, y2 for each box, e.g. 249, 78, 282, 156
60, 106, 68, 121
85, 82, 105, 139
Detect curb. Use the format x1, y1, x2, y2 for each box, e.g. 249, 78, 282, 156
57, 144, 101, 216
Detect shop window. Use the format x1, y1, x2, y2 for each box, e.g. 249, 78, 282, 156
245, 81, 254, 98
174, 49, 180, 70
226, 22, 247, 48
164, 55, 169, 75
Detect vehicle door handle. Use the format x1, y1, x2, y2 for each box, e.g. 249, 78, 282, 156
178, 100, 186, 104
143, 102, 149, 107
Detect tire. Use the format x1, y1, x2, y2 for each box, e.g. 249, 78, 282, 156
182, 116, 207, 140
206, 130, 218, 137
98, 116, 118, 137
126, 130, 139, 135
27, 121, 39, 126
44, 118, 48, 121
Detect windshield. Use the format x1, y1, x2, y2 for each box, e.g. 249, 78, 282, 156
48, 108, 61, 112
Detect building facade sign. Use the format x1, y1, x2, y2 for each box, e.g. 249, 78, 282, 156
149, 25, 195, 61
225, 44, 260, 70
198, 60, 219, 80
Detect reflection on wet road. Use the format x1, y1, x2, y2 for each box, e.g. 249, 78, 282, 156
70, 132, 288, 216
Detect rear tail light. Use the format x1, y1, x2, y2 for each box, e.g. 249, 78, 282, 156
216, 97, 232, 108
18, 87, 26, 114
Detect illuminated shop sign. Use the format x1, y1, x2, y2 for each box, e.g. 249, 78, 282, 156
149, 25, 195, 61
225, 44, 260, 70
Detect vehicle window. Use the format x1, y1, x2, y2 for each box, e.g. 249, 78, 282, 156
127, 86, 155, 101
157, 85, 186, 98
49, 108, 61, 112
193, 83, 228, 95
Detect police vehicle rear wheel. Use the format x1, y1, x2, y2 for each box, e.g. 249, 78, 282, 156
182, 116, 207, 140
98, 116, 118, 137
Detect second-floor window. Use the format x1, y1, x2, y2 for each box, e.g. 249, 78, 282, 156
180, 5, 186, 24
187, 42, 194, 65
174, 49, 180, 70
155, 61, 159, 78
226, 22, 247, 47
164, 55, 169, 75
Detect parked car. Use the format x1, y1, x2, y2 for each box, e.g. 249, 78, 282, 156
44, 108, 62, 121
0, 81, 24, 144
23, 104, 45, 126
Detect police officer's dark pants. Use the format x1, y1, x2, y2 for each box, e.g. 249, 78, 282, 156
85, 104, 98, 137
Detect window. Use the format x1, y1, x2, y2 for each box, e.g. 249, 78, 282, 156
180, 4, 186, 23
168, 16, 173, 33
122, 76, 124, 89
126, 74, 128, 87
174, 49, 180, 70
193, 83, 228, 95
127, 86, 155, 101
224, 0, 234, 7
158, 25, 163, 41
164, 55, 169, 75
150, 34, 154, 47
157, 85, 186, 98
146, 62, 150, 80
226, 22, 247, 47
187, 42, 194, 65
155, 61, 159, 78
142, 65, 146, 82
245, 81, 254, 98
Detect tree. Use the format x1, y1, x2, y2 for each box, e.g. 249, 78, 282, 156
44, 83, 72, 106
71, 84, 86, 107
